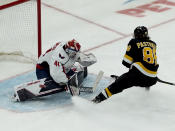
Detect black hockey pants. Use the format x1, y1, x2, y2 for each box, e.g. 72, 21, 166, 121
108, 66, 158, 95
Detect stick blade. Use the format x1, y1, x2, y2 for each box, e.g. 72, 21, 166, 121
92, 71, 104, 92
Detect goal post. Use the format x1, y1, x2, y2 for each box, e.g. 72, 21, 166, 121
0, 0, 42, 63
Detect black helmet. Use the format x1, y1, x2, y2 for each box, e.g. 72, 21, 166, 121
134, 26, 149, 39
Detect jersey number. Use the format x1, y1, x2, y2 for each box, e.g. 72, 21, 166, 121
143, 47, 157, 65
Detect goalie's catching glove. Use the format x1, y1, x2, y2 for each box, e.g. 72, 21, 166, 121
78, 52, 97, 67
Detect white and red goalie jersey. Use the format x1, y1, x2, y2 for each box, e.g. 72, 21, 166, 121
37, 40, 81, 84
37, 39, 97, 84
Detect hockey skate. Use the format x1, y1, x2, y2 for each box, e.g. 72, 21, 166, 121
92, 93, 107, 103
12, 88, 37, 102
12, 93, 20, 102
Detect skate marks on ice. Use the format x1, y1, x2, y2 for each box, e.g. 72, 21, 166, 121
0, 71, 112, 112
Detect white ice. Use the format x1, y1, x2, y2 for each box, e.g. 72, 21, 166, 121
0, 0, 175, 131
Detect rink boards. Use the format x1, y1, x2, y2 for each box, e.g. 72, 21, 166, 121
0, 71, 112, 112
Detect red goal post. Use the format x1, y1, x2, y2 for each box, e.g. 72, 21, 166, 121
0, 0, 41, 63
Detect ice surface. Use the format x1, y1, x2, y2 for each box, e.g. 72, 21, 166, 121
0, 0, 175, 131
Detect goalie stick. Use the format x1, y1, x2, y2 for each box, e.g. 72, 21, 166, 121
78, 71, 104, 93
92, 71, 104, 92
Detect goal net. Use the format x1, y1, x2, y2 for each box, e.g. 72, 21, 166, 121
0, 0, 41, 64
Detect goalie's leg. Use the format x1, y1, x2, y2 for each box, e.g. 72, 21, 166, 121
67, 67, 88, 96
13, 78, 66, 102
37, 78, 66, 97
13, 65, 88, 101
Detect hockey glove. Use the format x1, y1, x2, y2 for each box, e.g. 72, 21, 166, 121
110, 75, 118, 81
66, 69, 75, 78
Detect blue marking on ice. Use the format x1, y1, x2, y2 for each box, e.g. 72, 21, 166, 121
0, 72, 112, 112
123, 0, 137, 4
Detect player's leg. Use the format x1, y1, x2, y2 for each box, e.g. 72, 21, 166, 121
92, 70, 136, 103
36, 64, 50, 79
132, 68, 158, 90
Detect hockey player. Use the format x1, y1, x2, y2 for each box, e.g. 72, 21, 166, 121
35, 39, 83, 96
13, 39, 97, 101
92, 26, 159, 103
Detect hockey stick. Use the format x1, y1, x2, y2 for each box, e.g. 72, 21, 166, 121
71, 71, 104, 93
92, 71, 104, 92
157, 77, 175, 86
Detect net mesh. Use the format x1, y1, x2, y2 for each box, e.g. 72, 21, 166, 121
0, 0, 39, 64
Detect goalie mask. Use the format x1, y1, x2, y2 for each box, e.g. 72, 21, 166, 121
65, 39, 81, 58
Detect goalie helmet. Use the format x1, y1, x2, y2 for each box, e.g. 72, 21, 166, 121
64, 39, 81, 58
134, 26, 149, 39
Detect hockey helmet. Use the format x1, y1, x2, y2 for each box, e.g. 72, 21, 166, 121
134, 26, 149, 39
65, 39, 81, 57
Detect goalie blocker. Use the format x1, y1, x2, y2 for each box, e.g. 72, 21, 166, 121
13, 67, 88, 102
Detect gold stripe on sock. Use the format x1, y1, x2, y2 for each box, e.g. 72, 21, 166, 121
105, 88, 112, 97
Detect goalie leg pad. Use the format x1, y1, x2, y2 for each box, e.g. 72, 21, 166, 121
66, 67, 88, 96
13, 88, 36, 102
68, 67, 88, 87
13, 78, 66, 102
38, 79, 66, 97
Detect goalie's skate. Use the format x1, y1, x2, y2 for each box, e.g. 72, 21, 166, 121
12, 93, 20, 102
13, 86, 37, 102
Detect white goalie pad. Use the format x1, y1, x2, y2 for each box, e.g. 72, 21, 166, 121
78, 52, 97, 67
13, 78, 47, 101
13, 69, 88, 101
13, 78, 67, 102
14, 79, 46, 95
11, 70, 106, 102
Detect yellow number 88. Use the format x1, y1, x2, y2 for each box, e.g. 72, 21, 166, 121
143, 47, 157, 65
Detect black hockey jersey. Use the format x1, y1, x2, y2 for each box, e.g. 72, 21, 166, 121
122, 38, 159, 77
